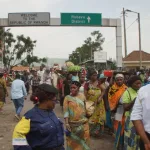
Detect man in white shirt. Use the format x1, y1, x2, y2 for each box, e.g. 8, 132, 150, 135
43, 67, 52, 85
37, 66, 44, 84
131, 84, 150, 150
11, 74, 27, 120
51, 68, 58, 88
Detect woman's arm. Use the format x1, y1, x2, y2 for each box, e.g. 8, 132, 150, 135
123, 99, 135, 111
98, 84, 106, 103
63, 96, 71, 131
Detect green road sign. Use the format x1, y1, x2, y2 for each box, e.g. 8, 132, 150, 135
61, 13, 102, 26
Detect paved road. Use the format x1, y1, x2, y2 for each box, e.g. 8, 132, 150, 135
0, 94, 114, 150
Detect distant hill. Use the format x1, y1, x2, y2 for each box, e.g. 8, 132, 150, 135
34, 58, 67, 67
47, 58, 67, 67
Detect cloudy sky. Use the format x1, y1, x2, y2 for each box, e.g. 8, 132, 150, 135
0, 0, 150, 60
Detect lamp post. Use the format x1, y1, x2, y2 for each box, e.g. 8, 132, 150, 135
123, 8, 127, 57
0, 28, 10, 68
125, 9, 142, 69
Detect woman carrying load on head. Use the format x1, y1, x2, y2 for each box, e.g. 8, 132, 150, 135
108, 73, 127, 150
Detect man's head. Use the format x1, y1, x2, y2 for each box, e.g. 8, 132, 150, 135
40, 66, 43, 71
16, 74, 21, 79
34, 71, 37, 76
45, 66, 50, 74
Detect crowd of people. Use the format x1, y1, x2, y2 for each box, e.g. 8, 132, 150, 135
1, 65, 150, 150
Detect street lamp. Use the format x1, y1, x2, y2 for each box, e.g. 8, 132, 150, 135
125, 9, 142, 69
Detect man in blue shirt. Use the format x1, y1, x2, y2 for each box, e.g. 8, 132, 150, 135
11, 73, 27, 120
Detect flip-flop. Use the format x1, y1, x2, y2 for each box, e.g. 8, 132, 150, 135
15, 114, 20, 120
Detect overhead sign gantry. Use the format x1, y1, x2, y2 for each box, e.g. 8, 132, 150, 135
0, 12, 122, 67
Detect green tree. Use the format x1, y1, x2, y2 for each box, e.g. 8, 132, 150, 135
110, 60, 117, 70
69, 30, 105, 64
0, 29, 47, 70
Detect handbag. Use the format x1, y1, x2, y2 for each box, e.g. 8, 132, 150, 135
85, 101, 95, 117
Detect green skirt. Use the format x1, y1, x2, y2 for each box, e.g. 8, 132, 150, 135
124, 116, 140, 150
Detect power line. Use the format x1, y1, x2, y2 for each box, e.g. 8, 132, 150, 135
126, 19, 137, 30
104, 18, 138, 46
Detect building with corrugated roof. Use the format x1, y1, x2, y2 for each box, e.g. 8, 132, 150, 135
123, 50, 150, 70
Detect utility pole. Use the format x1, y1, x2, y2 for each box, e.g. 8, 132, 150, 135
138, 13, 142, 69
123, 8, 127, 57
31, 50, 34, 67
125, 9, 142, 69
91, 47, 92, 60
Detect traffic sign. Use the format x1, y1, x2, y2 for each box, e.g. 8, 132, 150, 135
8, 13, 50, 26
94, 51, 107, 63
61, 13, 102, 26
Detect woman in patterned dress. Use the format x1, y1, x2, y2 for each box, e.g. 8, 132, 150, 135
108, 74, 127, 150
122, 75, 142, 150
84, 69, 106, 137
63, 81, 90, 150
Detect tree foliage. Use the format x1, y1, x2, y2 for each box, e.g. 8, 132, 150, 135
110, 60, 117, 70
0, 29, 47, 69
69, 31, 105, 65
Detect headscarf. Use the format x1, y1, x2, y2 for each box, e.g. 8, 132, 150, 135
99, 73, 107, 79
115, 74, 124, 79
127, 75, 141, 87
71, 81, 81, 87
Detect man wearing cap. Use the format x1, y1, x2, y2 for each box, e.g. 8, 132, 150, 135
12, 83, 64, 150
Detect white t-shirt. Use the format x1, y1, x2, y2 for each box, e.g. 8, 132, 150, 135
43, 72, 52, 85
131, 84, 150, 134
37, 70, 44, 84
51, 72, 58, 88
